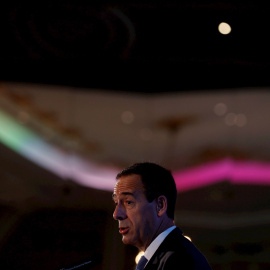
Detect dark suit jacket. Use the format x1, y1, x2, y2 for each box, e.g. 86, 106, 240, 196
144, 227, 212, 270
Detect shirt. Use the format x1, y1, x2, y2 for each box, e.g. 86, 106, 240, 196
143, 225, 176, 267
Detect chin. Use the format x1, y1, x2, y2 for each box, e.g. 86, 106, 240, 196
122, 236, 134, 246
122, 236, 130, 245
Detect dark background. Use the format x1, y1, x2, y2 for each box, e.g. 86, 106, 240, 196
1, 0, 270, 93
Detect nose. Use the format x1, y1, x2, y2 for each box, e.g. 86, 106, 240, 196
113, 204, 127, 220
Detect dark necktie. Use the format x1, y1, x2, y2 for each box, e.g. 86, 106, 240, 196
136, 255, 148, 270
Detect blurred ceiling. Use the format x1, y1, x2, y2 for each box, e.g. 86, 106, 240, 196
0, 0, 270, 93
1, 82, 270, 174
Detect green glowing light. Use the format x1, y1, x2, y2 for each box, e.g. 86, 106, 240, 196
0, 110, 36, 152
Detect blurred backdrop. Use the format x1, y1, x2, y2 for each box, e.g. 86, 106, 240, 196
0, 1, 270, 270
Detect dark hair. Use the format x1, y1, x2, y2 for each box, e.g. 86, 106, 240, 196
116, 162, 177, 219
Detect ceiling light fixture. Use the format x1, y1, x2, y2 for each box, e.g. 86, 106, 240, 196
218, 22, 231, 35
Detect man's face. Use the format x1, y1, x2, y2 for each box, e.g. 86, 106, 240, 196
112, 174, 158, 251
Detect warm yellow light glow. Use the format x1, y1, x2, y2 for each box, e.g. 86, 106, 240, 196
218, 22, 231, 35
135, 251, 144, 264
184, 235, 192, 242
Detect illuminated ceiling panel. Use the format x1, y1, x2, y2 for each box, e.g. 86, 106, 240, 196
1, 108, 269, 192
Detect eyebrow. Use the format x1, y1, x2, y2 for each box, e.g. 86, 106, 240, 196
112, 192, 134, 200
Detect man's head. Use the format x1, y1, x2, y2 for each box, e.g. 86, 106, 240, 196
112, 162, 177, 251
116, 162, 177, 219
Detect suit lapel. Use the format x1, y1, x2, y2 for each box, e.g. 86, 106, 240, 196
144, 228, 182, 270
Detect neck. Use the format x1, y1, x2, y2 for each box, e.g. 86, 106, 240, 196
142, 218, 174, 251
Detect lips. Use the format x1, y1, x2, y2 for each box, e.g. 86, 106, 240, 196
119, 227, 129, 234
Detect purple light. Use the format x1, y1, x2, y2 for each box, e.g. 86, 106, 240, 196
231, 160, 270, 185
173, 158, 270, 192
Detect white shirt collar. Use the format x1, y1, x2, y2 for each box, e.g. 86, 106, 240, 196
143, 225, 176, 263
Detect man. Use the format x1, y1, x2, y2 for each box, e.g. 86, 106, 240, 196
112, 162, 211, 270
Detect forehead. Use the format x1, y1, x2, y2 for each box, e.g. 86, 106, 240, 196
113, 174, 145, 197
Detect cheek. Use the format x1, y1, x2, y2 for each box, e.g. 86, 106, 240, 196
126, 208, 144, 226
133, 207, 156, 226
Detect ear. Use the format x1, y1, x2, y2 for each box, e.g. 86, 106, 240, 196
156, 195, 167, 217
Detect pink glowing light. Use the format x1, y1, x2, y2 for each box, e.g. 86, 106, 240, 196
173, 158, 270, 192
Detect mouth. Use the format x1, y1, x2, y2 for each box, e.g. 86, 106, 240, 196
119, 227, 129, 235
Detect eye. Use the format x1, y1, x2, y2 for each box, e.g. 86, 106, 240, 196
125, 200, 134, 206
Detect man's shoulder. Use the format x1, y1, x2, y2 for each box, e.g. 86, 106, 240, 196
163, 227, 205, 255
150, 227, 212, 270
163, 226, 183, 243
